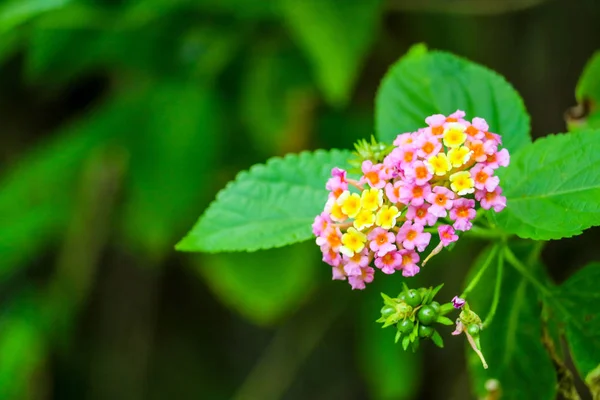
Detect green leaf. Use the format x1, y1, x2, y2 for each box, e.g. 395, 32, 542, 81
176, 149, 352, 253
495, 130, 600, 240
576, 51, 600, 105
568, 51, 600, 132
120, 82, 221, 258
0, 0, 72, 32
431, 330, 444, 348
358, 275, 421, 400
375, 44, 531, 154
281, 0, 382, 107
0, 293, 46, 400
193, 242, 317, 325
554, 262, 600, 392
466, 243, 556, 399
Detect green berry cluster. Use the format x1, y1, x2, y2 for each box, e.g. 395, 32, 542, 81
376, 283, 454, 352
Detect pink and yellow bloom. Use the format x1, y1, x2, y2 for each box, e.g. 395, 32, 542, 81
313, 110, 510, 289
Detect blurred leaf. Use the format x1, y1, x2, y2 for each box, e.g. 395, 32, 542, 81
568, 51, 600, 131
181, 23, 245, 81
0, 293, 46, 400
240, 40, 314, 154
554, 262, 600, 393
358, 275, 421, 400
195, 242, 317, 325
466, 243, 556, 399
375, 44, 531, 154
26, 19, 186, 83
120, 82, 220, 258
576, 51, 600, 105
0, 0, 72, 32
176, 149, 351, 253
0, 92, 144, 279
282, 0, 382, 107
495, 130, 600, 240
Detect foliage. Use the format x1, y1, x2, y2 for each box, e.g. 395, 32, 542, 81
1, 1, 600, 399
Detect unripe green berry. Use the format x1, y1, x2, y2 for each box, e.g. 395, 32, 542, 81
380, 306, 396, 319
417, 305, 438, 325
398, 319, 415, 334
398, 292, 407, 302
405, 289, 422, 307
418, 324, 434, 338
468, 324, 481, 336
430, 301, 441, 314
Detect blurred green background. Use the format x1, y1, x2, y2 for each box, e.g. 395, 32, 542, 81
1, 0, 600, 399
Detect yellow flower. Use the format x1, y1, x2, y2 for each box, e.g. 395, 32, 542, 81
361, 188, 383, 212
443, 122, 467, 148
449, 171, 475, 195
329, 201, 347, 222
338, 191, 361, 218
426, 153, 452, 176
354, 209, 375, 230
340, 227, 367, 257
375, 205, 401, 229
447, 146, 473, 168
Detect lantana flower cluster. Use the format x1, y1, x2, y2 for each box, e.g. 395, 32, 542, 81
313, 110, 509, 290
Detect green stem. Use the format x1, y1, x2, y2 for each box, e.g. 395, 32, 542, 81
461, 244, 499, 299
466, 225, 507, 240
482, 250, 504, 328
502, 245, 552, 298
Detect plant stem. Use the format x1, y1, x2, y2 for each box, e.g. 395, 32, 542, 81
482, 250, 504, 328
461, 244, 499, 299
502, 245, 552, 298
466, 225, 507, 240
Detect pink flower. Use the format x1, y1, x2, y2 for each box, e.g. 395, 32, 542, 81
323, 247, 343, 267
325, 167, 348, 198
471, 164, 499, 192
312, 212, 331, 236
405, 204, 438, 226
449, 199, 476, 231
368, 227, 396, 257
425, 114, 446, 136
451, 320, 464, 336
399, 182, 431, 206
395, 146, 417, 168
438, 225, 459, 246
331, 264, 346, 280
471, 117, 489, 132
397, 221, 432, 252
361, 160, 388, 189
348, 266, 375, 290
452, 295, 466, 309
316, 226, 342, 252
399, 249, 420, 277
385, 181, 402, 203
478, 130, 502, 145
393, 132, 415, 147
485, 148, 510, 169
414, 132, 442, 159
475, 187, 507, 212
448, 110, 466, 121
342, 248, 370, 276
404, 160, 433, 186
426, 186, 455, 218
374, 251, 402, 274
